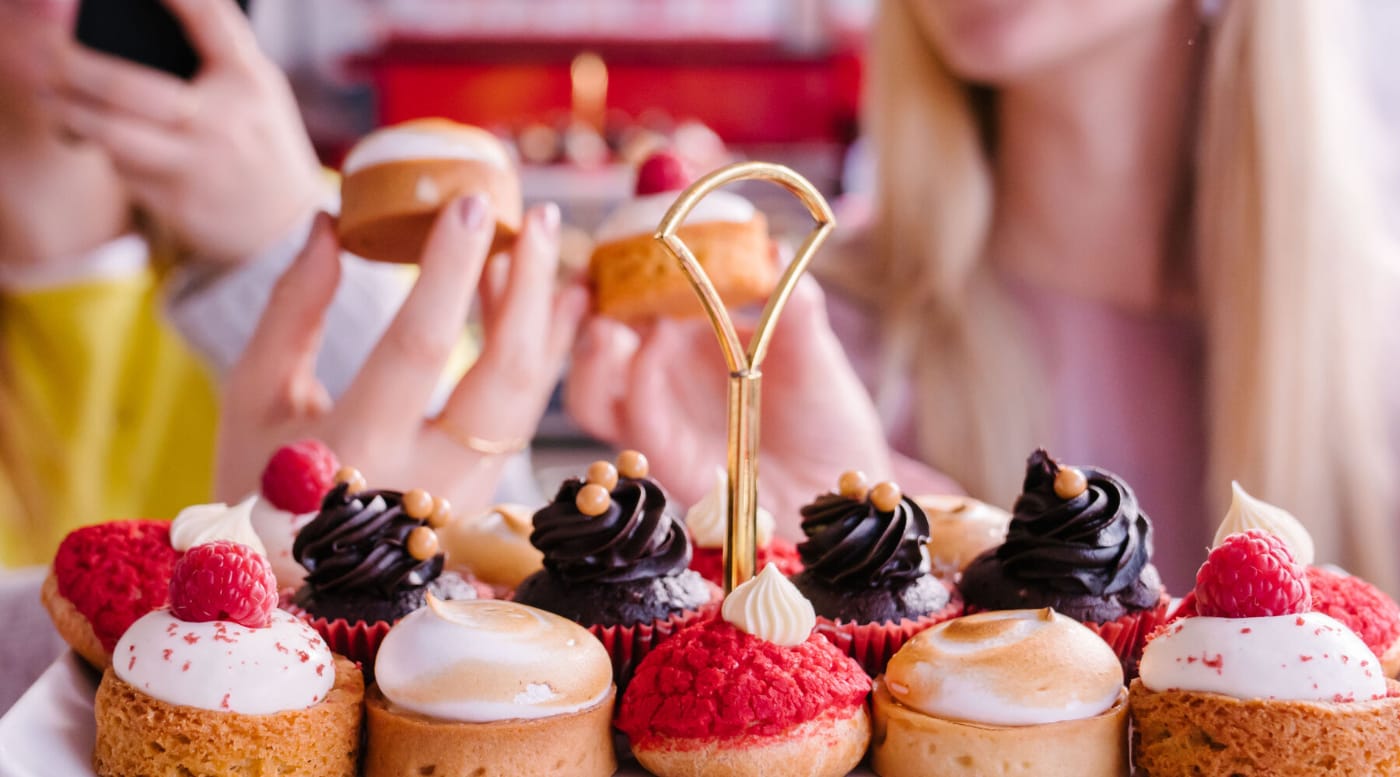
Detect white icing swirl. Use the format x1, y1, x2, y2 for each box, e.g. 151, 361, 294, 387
721, 563, 815, 647
343, 121, 511, 175
1212, 482, 1314, 566
1140, 612, 1386, 702
114, 609, 335, 715
249, 496, 314, 589
594, 190, 756, 245
169, 497, 266, 557
686, 468, 775, 549
884, 609, 1123, 726
375, 599, 612, 722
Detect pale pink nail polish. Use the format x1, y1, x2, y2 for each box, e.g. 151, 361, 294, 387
458, 195, 488, 230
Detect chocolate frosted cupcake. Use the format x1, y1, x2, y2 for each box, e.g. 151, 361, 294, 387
789, 471, 963, 676
958, 449, 1169, 673
288, 467, 478, 671
513, 450, 719, 685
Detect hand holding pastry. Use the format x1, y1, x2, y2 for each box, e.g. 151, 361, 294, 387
50, 0, 324, 263
215, 195, 587, 519
565, 275, 892, 524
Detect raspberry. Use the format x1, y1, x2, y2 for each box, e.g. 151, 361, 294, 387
169, 541, 278, 628
260, 439, 339, 514
635, 151, 691, 196
1194, 530, 1310, 618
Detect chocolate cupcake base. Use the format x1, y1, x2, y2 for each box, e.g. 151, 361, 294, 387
512, 569, 713, 627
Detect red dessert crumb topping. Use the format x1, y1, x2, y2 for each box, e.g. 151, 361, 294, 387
689, 541, 804, 587
1307, 566, 1400, 658
617, 619, 870, 745
52, 520, 179, 651
220, 693, 231, 709
162, 649, 172, 661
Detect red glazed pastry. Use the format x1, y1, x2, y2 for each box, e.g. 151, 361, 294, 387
41, 519, 180, 669
685, 467, 802, 586
788, 471, 963, 676
1308, 566, 1400, 677
618, 565, 871, 777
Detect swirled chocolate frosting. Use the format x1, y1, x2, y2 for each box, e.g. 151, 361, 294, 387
528, 476, 691, 584
959, 449, 1163, 622
790, 490, 953, 624
293, 483, 442, 597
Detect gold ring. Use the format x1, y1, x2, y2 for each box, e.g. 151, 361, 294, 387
430, 418, 529, 456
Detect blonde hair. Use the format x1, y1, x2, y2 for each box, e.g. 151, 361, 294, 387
855, 0, 1398, 590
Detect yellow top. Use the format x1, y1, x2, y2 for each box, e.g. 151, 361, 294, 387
0, 269, 218, 567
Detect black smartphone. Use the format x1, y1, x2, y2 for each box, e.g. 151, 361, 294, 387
74, 0, 252, 80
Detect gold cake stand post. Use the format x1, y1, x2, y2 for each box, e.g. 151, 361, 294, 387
654, 162, 835, 593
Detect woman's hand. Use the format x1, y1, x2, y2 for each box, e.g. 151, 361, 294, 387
50, 0, 323, 263
565, 278, 894, 530
216, 196, 588, 514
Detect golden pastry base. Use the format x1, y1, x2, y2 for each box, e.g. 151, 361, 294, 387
339, 158, 522, 263
40, 573, 110, 671
93, 656, 362, 777
1130, 678, 1400, 776
869, 679, 1128, 777
589, 214, 776, 322
632, 707, 870, 777
363, 684, 617, 777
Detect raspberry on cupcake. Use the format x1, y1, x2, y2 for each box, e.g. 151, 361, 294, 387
617, 564, 872, 777
288, 467, 480, 672
788, 471, 963, 675
249, 439, 340, 590
685, 467, 801, 587
1132, 530, 1400, 776
512, 450, 720, 687
958, 449, 1169, 674
94, 541, 362, 777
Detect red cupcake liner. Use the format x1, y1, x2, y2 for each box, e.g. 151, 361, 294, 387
1082, 595, 1174, 679
282, 603, 393, 678
814, 589, 966, 677
591, 591, 723, 690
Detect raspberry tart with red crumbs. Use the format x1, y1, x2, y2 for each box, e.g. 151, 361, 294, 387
618, 564, 871, 777
41, 519, 179, 669
92, 540, 363, 777
1130, 529, 1400, 776
250, 439, 341, 590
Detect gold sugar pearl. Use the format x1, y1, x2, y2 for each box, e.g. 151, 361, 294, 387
870, 481, 903, 512
406, 526, 440, 561
576, 483, 612, 516
1053, 466, 1089, 500
335, 466, 367, 495
838, 470, 870, 500
617, 450, 649, 480
428, 496, 453, 529
403, 489, 434, 520
586, 460, 619, 491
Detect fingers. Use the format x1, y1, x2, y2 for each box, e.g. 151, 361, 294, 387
52, 97, 190, 176
547, 282, 591, 366
229, 212, 341, 413
161, 0, 261, 69
563, 317, 639, 440
336, 195, 493, 431
479, 203, 562, 363
56, 45, 197, 128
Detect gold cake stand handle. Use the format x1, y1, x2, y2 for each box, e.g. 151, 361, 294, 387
654, 161, 836, 593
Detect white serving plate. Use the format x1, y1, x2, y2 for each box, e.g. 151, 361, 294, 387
0, 652, 876, 777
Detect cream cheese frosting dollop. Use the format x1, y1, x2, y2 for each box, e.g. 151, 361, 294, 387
686, 468, 775, 549
114, 609, 335, 715
249, 495, 314, 589
721, 563, 816, 647
1139, 612, 1386, 702
1211, 482, 1315, 566
884, 609, 1123, 726
374, 598, 612, 722
169, 497, 266, 557
594, 190, 756, 245
343, 121, 512, 175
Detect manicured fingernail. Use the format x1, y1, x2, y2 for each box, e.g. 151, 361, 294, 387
457, 195, 489, 230
534, 202, 561, 235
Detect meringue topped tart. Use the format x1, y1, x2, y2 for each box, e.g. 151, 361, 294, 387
338, 118, 522, 263
363, 597, 616, 777
871, 609, 1129, 777
588, 150, 777, 322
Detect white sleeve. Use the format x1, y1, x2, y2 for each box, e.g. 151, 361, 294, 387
162, 210, 412, 400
